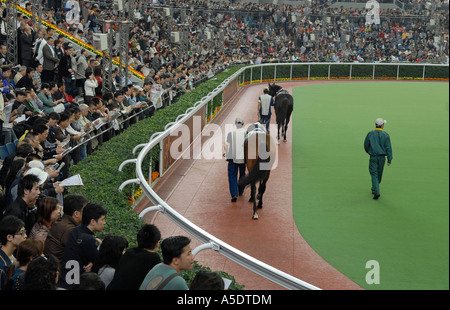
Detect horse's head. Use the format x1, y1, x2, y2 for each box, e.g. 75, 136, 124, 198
267, 83, 282, 97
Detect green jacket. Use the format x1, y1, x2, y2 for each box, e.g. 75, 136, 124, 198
364, 128, 393, 163
37, 92, 54, 113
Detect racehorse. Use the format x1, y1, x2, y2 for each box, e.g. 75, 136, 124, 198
267, 83, 294, 143
238, 126, 276, 220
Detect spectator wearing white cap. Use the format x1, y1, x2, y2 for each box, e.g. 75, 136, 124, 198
364, 118, 393, 200
6, 159, 64, 207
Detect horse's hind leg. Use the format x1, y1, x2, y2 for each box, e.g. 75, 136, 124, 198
257, 180, 267, 209
250, 183, 259, 219
249, 183, 256, 203
281, 120, 286, 141
284, 107, 293, 141
277, 123, 281, 144
252, 200, 259, 220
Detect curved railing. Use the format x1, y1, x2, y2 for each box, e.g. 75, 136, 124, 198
118, 62, 448, 290
238, 62, 449, 86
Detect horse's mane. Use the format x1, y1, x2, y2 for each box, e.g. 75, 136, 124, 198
269, 84, 282, 96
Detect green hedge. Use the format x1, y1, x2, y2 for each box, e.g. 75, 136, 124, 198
68, 65, 244, 289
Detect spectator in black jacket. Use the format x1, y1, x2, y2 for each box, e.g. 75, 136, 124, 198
107, 224, 161, 290
3, 174, 41, 235
59, 202, 107, 289
19, 24, 34, 67
16, 67, 37, 91
57, 46, 78, 98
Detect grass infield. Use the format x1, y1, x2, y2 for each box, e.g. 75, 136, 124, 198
291, 81, 449, 290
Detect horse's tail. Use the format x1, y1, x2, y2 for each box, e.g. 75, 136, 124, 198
238, 157, 270, 189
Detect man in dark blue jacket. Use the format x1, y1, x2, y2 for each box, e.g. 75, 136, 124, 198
58, 202, 107, 289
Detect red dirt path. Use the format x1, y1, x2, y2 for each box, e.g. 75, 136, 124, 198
135, 81, 364, 290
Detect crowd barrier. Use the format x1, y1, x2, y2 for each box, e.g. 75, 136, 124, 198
238, 62, 449, 87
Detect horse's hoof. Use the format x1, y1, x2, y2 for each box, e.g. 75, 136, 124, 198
252, 213, 259, 220
277, 140, 280, 145
258, 204, 263, 209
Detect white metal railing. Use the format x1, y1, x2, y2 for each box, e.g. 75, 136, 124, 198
118, 62, 447, 290
239, 62, 449, 84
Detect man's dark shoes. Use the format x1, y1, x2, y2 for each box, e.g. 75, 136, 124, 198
231, 196, 238, 202
373, 193, 380, 200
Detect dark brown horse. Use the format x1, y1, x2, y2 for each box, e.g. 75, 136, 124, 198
238, 127, 276, 220
267, 83, 294, 143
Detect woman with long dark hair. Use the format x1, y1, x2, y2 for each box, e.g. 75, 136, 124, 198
91, 234, 128, 288
22, 255, 60, 290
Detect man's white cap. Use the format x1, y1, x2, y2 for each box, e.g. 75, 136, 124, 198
26, 167, 49, 185
28, 160, 44, 171
375, 118, 387, 126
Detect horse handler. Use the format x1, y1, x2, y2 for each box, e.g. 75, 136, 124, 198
257, 88, 274, 132
224, 117, 246, 202
364, 118, 393, 200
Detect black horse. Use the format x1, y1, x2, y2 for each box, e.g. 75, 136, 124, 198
267, 83, 294, 143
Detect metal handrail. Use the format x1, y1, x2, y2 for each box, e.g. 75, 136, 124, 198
118, 62, 447, 290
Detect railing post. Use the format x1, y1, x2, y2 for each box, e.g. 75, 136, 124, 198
260, 65, 263, 83
290, 64, 293, 81
148, 155, 152, 187
274, 65, 277, 82
349, 64, 352, 80
372, 64, 376, 80
308, 64, 310, 80
159, 141, 163, 177
423, 65, 426, 80
397, 65, 399, 80
250, 67, 253, 84
328, 64, 330, 80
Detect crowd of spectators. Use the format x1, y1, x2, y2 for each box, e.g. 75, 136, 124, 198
0, 0, 448, 290
1, 0, 448, 146
0, 194, 222, 290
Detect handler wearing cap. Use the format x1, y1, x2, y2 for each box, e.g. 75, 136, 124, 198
257, 87, 274, 132
224, 117, 246, 202
364, 118, 393, 200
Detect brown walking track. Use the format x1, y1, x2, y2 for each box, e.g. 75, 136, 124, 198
135, 81, 365, 290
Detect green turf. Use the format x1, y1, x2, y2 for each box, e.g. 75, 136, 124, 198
291, 82, 449, 290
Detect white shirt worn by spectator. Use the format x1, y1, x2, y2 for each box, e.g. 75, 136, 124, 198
84, 78, 98, 97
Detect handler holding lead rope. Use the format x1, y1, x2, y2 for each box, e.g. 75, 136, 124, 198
257, 88, 274, 132
224, 117, 247, 202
